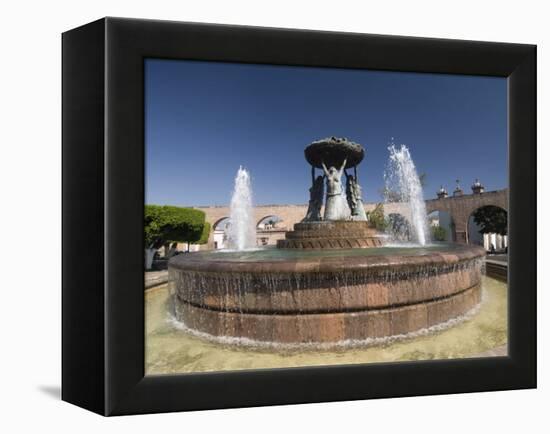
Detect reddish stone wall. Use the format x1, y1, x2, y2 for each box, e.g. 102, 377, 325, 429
176, 285, 481, 344
170, 245, 485, 345
425, 189, 508, 243
196, 188, 507, 247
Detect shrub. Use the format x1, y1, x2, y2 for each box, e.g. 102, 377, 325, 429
369, 203, 388, 231
432, 225, 447, 241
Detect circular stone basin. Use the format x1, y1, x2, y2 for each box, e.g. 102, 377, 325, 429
168, 244, 486, 345
304, 137, 365, 169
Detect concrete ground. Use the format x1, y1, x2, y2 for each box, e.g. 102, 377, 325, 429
470, 344, 507, 358
486, 253, 507, 264
145, 270, 169, 289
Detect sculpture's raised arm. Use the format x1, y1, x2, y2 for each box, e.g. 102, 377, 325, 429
321, 161, 330, 176
339, 158, 348, 173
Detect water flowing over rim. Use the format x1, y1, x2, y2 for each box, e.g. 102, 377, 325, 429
166, 291, 485, 351
169, 244, 486, 274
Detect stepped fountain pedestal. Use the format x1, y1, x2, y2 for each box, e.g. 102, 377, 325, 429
277, 221, 385, 249
169, 137, 485, 346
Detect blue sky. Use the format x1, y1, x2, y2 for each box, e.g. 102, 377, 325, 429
145, 59, 507, 206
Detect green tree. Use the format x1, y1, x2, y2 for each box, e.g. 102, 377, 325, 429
432, 225, 447, 241
144, 205, 164, 249
196, 221, 211, 246
144, 205, 208, 266
472, 206, 507, 235
368, 203, 388, 231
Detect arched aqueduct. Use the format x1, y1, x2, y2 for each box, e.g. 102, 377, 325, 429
424, 189, 507, 243
195, 188, 507, 248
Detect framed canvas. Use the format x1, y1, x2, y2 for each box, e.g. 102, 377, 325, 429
62, 17, 536, 416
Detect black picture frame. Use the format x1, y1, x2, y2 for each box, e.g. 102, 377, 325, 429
62, 17, 536, 416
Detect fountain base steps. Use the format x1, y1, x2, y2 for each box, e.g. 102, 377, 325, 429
277, 220, 386, 249
175, 284, 481, 344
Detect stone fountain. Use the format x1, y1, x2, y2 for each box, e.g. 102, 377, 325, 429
169, 137, 485, 346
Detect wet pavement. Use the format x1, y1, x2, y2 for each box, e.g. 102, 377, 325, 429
145, 275, 508, 375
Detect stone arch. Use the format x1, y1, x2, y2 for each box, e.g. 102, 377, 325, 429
212, 216, 231, 231
198, 205, 308, 232
427, 209, 456, 242
425, 189, 508, 244
252, 205, 307, 230
211, 216, 230, 249
425, 202, 454, 219
467, 205, 508, 249
256, 215, 284, 229
458, 196, 507, 244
